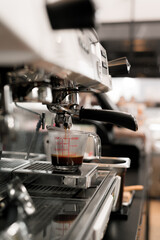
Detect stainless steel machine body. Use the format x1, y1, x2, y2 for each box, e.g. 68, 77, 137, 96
0, 154, 120, 240
0, 1, 137, 240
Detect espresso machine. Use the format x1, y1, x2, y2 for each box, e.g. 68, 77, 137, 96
0, 1, 138, 240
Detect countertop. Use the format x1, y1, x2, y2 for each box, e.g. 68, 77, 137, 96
103, 156, 149, 240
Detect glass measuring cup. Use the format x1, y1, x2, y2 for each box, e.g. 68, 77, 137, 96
47, 126, 101, 172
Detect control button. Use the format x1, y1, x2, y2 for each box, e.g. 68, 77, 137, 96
102, 61, 107, 69
101, 50, 106, 58
78, 37, 89, 54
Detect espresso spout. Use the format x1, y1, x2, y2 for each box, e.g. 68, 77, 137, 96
79, 108, 138, 131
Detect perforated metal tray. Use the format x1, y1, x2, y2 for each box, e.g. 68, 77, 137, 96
15, 162, 98, 189
0, 151, 46, 172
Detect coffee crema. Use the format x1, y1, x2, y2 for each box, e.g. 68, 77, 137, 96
51, 154, 83, 166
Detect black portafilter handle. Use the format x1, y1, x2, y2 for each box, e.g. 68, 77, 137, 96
79, 108, 138, 131
46, 0, 95, 29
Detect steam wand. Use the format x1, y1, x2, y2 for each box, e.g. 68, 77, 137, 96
15, 103, 45, 160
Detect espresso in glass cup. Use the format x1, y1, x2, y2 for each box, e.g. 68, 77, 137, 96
47, 126, 101, 172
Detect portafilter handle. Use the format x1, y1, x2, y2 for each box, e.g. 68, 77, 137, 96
79, 108, 138, 131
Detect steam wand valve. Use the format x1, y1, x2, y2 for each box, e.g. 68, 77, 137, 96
7, 176, 35, 216
1, 177, 34, 240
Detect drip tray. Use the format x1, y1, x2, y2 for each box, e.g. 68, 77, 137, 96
0, 159, 28, 172
1, 151, 46, 161
0, 151, 46, 172
14, 162, 98, 189
25, 182, 81, 198
26, 197, 86, 238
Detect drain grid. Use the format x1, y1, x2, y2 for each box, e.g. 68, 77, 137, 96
23, 162, 54, 172
25, 182, 80, 198
0, 181, 7, 194
27, 198, 63, 235
0, 160, 27, 170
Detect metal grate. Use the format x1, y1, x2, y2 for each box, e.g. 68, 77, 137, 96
0, 174, 11, 195
25, 182, 80, 198
0, 159, 27, 170
23, 162, 54, 172
27, 198, 63, 235
1, 151, 46, 161
16, 162, 98, 189
0, 181, 7, 194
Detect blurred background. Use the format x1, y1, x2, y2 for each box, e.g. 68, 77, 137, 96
92, 1, 160, 239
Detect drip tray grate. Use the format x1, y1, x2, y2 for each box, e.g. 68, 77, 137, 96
0, 159, 28, 171
27, 198, 63, 235
1, 151, 46, 161
27, 198, 86, 237
0, 151, 46, 172
25, 182, 80, 198
0, 173, 12, 196
24, 162, 54, 172
15, 161, 98, 189
0, 181, 8, 194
